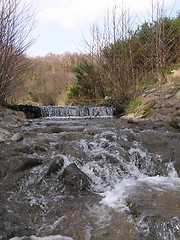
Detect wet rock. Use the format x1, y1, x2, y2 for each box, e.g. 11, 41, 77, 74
16, 157, 43, 172
10, 132, 23, 141
7, 104, 41, 119
112, 102, 125, 117
42, 126, 63, 134
61, 126, 85, 132
176, 90, 180, 100
0, 156, 43, 176
46, 157, 64, 176
126, 131, 135, 142
13, 144, 33, 154
62, 163, 91, 192
137, 132, 171, 159
59, 132, 82, 141
0, 127, 11, 142
34, 145, 47, 152
0, 236, 7, 240
84, 128, 96, 135
127, 118, 139, 124
36, 138, 52, 145
55, 143, 87, 161
169, 116, 180, 130
128, 184, 180, 218
126, 183, 180, 239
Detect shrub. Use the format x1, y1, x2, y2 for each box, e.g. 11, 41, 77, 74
29, 91, 56, 106
142, 103, 155, 118
125, 98, 141, 114
138, 75, 158, 88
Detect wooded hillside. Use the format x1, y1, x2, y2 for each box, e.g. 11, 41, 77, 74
67, 4, 180, 108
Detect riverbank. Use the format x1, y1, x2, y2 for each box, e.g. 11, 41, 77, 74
0, 106, 28, 143
125, 69, 180, 130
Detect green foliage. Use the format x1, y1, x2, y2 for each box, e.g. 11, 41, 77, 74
142, 103, 155, 118
66, 83, 82, 99
67, 13, 180, 104
66, 83, 83, 105
165, 66, 176, 75
125, 98, 141, 114
128, 15, 180, 78
125, 99, 155, 116
87, 14, 180, 105
138, 75, 158, 88
165, 63, 180, 75
66, 59, 105, 104
72, 59, 95, 98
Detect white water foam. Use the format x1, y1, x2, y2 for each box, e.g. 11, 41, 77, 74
100, 175, 180, 210
76, 129, 180, 212
100, 178, 137, 210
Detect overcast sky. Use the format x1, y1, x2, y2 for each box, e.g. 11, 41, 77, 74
27, 0, 180, 57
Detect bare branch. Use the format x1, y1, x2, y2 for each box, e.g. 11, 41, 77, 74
0, 0, 35, 102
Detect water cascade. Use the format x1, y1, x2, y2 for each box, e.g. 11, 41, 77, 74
0, 117, 180, 240
40, 106, 114, 118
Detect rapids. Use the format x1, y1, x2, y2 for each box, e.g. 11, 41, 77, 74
0, 114, 180, 239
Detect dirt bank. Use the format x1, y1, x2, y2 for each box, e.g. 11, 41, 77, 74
125, 69, 180, 130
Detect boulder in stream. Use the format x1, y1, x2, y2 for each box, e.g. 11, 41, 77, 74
0, 127, 11, 142
61, 163, 91, 192
46, 156, 64, 176
15, 157, 43, 172
10, 132, 23, 141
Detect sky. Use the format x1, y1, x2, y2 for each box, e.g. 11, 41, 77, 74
27, 0, 180, 57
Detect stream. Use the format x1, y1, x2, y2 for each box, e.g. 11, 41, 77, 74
0, 107, 180, 240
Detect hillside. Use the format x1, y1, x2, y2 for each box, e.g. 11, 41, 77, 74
125, 69, 180, 130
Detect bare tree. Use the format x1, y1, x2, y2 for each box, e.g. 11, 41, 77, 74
71, 0, 180, 106
136, 0, 180, 82
83, 1, 136, 102
0, 0, 35, 103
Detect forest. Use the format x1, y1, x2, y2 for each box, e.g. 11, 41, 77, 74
0, 0, 180, 110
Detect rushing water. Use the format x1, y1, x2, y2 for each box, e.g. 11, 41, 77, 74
40, 106, 114, 118
0, 111, 180, 239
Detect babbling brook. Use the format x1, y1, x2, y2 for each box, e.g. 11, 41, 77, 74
0, 106, 180, 240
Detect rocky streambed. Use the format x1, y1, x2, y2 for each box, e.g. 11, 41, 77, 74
0, 106, 180, 240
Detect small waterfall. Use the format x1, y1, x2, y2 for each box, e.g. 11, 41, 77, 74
40, 105, 114, 118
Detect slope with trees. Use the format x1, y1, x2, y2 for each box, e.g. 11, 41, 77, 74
66, 1, 180, 110
27, 53, 83, 105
